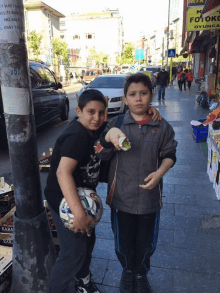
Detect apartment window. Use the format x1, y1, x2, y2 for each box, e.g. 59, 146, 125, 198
85, 33, 95, 39
73, 35, 80, 40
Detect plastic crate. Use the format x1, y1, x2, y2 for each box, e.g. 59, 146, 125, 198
192, 119, 208, 143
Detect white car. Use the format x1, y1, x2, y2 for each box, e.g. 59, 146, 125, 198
76, 74, 129, 114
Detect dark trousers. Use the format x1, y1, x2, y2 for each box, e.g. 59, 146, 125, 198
188, 81, 192, 89
178, 80, 182, 90
48, 204, 96, 293
111, 209, 160, 275
158, 84, 166, 99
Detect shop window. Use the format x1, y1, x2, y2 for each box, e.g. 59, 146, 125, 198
73, 35, 80, 40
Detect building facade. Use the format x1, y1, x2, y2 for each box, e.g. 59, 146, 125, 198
23, 0, 65, 67
60, 10, 124, 66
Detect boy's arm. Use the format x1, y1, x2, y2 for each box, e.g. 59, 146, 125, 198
139, 158, 174, 190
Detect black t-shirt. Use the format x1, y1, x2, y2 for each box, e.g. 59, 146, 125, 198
44, 118, 107, 214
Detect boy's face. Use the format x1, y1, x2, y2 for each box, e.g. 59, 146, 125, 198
76, 101, 106, 131
124, 82, 153, 117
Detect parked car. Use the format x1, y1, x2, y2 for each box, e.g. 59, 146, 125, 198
138, 66, 160, 89
82, 68, 103, 83
120, 64, 132, 74
0, 61, 69, 145
76, 74, 129, 114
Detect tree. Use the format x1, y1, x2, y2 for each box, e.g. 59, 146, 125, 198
89, 49, 109, 66
52, 38, 69, 62
120, 43, 135, 64
27, 30, 43, 60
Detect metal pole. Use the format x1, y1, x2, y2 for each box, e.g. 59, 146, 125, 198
166, 0, 171, 68
162, 37, 164, 67
0, 1, 56, 292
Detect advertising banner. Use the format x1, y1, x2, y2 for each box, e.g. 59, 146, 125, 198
187, 7, 220, 31
188, 0, 205, 6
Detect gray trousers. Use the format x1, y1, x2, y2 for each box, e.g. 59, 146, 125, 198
48, 204, 96, 293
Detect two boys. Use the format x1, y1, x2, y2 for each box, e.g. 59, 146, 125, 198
45, 73, 177, 293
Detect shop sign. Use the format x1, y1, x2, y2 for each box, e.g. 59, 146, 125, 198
188, 0, 205, 6
187, 7, 220, 31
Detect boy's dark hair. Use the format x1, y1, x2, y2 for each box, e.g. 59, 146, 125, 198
78, 89, 107, 110
124, 73, 153, 96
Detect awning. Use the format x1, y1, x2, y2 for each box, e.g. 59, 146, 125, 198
202, 0, 220, 18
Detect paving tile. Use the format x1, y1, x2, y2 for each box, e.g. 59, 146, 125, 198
174, 204, 202, 218
148, 267, 174, 293
160, 215, 202, 233
163, 176, 193, 186
96, 285, 119, 293
92, 238, 117, 260
174, 184, 195, 195
162, 193, 197, 205
173, 270, 220, 293
100, 208, 111, 223
157, 229, 174, 247
161, 203, 175, 216
174, 229, 220, 254
102, 260, 122, 287
151, 245, 208, 274
90, 257, 109, 284
96, 222, 114, 240
163, 184, 175, 195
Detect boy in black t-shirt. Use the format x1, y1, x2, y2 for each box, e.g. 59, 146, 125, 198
45, 89, 107, 293
44, 89, 161, 293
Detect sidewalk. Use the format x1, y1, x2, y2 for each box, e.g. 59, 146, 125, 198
92, 81, 220, 292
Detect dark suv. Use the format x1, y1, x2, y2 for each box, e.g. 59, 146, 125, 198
0, 61, 69, 145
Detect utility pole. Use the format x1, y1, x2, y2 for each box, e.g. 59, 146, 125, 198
0, 1, 56, 292
166, 0, 171, 68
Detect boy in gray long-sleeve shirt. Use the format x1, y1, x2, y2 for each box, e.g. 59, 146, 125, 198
95, 73, 177, 293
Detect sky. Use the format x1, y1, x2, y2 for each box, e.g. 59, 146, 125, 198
44, 0, 169, 42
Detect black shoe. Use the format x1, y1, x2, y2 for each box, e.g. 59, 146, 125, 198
134, 275, 152, 293
75, 273, 100, 293
120, 270, 134, 293
157, 98, 161, 101
162, 97, 165, 99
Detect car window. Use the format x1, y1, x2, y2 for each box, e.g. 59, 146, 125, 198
89, 76, 125, 88
146, 67, 159, 73
29, 66, 44, 89
41, 67, 56, 87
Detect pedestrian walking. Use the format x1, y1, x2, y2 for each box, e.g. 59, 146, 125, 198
177, 70, 186, 91
186, 69, 194, 90
156, 66, 169, 101
95, 73, 177, 293
70, 72, 74, 85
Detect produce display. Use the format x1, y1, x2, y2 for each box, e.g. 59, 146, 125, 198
39, 148, 53, 171
46, 206, 56, 231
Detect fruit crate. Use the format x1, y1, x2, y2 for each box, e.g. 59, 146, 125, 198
192, 119, 208, 143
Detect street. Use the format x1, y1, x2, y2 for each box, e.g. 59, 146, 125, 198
0, 84, 82, 186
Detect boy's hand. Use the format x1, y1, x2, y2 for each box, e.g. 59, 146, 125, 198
148, 106, 162, 121
105, 127, 126, 151
68, 211, 96, 237
139, 171, 163, 190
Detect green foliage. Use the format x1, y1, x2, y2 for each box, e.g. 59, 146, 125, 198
89, 49, 109, 66
27, 30, 43, 60
120, 43, 135, 65
52, 38, 69, 62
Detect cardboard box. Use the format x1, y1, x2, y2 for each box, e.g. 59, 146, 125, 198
0, 207, 15, 233
0, 178, 13, 200
0, 234, 13, 247
0, 246, 12, 292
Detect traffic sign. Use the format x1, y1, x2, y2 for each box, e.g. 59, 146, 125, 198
135, 49, 144, 61
168, 49, 176, 58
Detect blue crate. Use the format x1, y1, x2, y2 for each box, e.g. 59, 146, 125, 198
191, 119, 208, 143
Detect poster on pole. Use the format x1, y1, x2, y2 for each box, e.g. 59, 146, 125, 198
0, 0, 25, 43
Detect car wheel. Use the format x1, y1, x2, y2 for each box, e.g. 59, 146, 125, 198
60, 102, 69, 121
